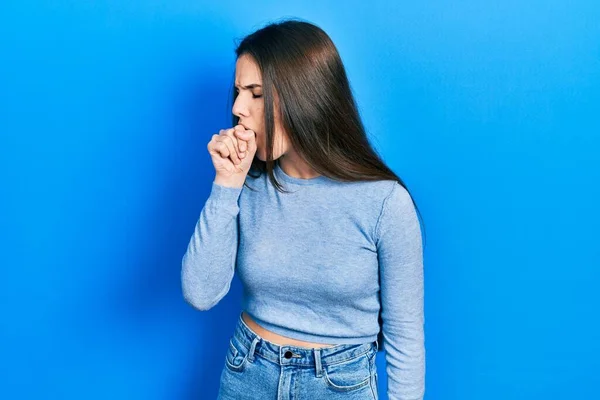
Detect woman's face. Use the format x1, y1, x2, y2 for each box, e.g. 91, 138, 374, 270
233, 54, 290, 161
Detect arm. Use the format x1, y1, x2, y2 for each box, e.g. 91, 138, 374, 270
375, 182, 425, 399
181, 181, 243, 310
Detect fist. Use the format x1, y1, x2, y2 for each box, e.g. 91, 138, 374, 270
207, 124, 257, 179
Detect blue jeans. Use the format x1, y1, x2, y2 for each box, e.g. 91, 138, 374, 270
217, 311, 379, 399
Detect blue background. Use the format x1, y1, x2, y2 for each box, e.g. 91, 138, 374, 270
1, 1, 599, 399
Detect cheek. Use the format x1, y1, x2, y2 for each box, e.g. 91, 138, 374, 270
254, 104, 265, 118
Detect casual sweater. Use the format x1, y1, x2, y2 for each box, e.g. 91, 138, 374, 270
181, 159, 425, 399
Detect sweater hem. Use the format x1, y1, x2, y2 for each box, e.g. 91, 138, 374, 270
248, 313, 378, 345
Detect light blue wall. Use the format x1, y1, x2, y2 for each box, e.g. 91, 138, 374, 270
1, 1, 598, 399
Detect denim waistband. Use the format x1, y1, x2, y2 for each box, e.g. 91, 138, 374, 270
233, 311, 378, 369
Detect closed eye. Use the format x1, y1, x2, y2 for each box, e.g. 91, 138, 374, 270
235, 88, 262, 99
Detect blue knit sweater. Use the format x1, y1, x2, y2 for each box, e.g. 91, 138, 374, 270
182, 160, 425, 399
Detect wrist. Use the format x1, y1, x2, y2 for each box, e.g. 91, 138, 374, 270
214, 175, 245, 189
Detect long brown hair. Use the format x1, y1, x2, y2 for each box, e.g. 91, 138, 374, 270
229, 17, 426, 244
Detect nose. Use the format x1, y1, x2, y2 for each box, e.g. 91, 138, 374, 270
232, 94, 249, 119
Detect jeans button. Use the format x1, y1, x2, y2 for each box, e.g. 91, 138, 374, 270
284, 350, 293, 359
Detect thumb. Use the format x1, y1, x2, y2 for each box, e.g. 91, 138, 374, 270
236, 129, 257, 151
245, 130, 257, 152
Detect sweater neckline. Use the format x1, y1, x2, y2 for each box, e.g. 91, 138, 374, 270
274, 159, 329, 186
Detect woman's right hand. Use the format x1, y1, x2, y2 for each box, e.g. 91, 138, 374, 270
207, 124, 257, 187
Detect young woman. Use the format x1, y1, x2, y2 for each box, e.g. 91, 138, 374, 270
182, 18, 426, 400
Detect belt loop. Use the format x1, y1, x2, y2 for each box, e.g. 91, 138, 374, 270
247, 336, 260, 363
313, 348, 323, 378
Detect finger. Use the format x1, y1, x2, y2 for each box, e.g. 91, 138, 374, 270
237, 129, 255, 152
232, 125, 247, 155
213, 139, 232, 161
208, 134, 228, 159
216, 130, 237, 161
219, 134, 242, 165
233, 128, 247, 154
223, 128, 245, 161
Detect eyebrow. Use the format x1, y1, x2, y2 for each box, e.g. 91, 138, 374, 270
235, 83, 262, 90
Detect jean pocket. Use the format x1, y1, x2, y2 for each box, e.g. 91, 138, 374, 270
224, 336, 249, 372
323, 348, 374, 392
